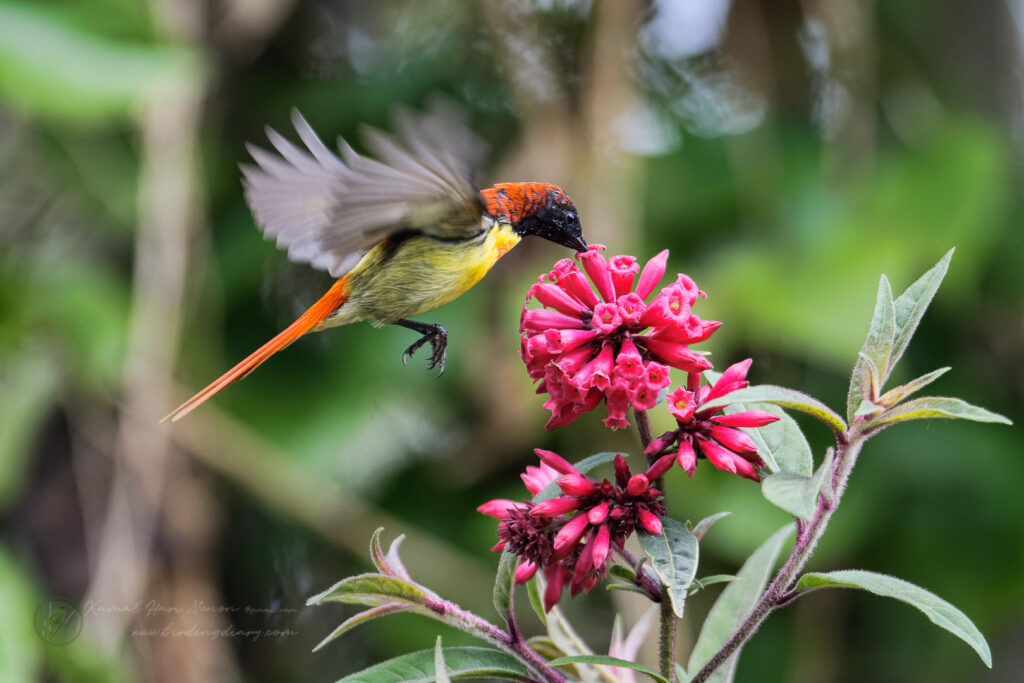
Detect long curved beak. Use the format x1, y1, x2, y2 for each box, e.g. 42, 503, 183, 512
565, 233, 588, 253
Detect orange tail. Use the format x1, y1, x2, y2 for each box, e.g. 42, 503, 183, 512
162, 277, 350, 423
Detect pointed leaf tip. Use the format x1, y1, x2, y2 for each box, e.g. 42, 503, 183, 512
796, 569, 991, 667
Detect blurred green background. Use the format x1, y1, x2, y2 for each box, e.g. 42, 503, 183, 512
0, 0, 1021, 681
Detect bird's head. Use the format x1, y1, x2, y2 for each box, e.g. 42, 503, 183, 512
482, 182, 587, 252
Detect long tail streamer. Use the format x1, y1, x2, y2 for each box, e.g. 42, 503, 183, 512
162, 276, 349, 423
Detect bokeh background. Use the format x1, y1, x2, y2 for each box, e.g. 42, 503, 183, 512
1, 0, 1022, 681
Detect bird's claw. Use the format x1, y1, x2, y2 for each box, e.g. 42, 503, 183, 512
402, 325, 448, 376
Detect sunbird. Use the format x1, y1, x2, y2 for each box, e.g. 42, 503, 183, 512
164, 105, 587, 422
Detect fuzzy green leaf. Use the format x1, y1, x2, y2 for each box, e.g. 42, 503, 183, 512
888, 249, 954, 380
312, 603, 410, 652
848, 276, 895, 422
525, 576, 547, 627
869, 396, 1012, 430
434, 638, 451, 683
689, 524, 795, 682
547, 656, 668, 683
637, 517, 699, 618
336, 646, 531, 682
692, 511, 731, 541
877, 367, 951, 407
760, 448, 834, 521
676, 662, 690, 683
493, 550, 517, 628
797, 570, 991, 667
307, 574, 428, 609
532, 452, 619, 503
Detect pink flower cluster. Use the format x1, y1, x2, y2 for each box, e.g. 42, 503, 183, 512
478, 449, 669, 611
521, 245, 720, 430
645, 359, 780, 482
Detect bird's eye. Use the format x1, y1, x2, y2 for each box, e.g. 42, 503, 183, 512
566, 212, 578, 225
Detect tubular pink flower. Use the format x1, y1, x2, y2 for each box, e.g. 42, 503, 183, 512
635, 249, 669, 299
666, 387, 697, 422
709, 425, 759, 454
515, 560, 538, 584
592, 524, 611, 569
703, 358, 753, 403
616, 293, 647, 323
544, 565, 569, 612
579, 245, 616, 302
522, 308, 585, 333
587, 501, 610, 525
625, 474, 649, 497
530, 282, 587, 316
713, 410, 780, 428
638, 508, 663, 535
676, 439, 697, 477
609, 255, 640, 297
632, 384, 659, 411
592, 303, 622, 334
521, 463, 560, 495
553, 513, 590, 553
534, 448, 577, 474
643, 361, 672, 390
532, 497, 583, 517
477, 499, 518, 519
646, 453, 676, 481
614, 338, 644, 381
558, 472, 598, 497
555, 345, 595, 376
642, 338, 713, 372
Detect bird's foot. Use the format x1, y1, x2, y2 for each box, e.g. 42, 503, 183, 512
398, 320, 448, 375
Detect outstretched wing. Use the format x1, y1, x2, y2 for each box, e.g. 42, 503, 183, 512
242, 102, 488, 278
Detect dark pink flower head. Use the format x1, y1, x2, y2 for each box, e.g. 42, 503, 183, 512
478, 449, 667, 611
521, 245, 720, 430
644, 359, 780, 482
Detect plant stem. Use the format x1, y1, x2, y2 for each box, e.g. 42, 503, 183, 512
634, 409, 677, 681
689, 432, 865, 683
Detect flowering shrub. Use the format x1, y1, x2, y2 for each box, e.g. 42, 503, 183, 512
308, 249, 1008, 683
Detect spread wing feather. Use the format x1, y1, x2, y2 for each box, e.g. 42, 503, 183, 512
242, 103, 487, 278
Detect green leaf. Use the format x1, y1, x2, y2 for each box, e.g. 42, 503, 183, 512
888, 249, 954, 381
710, 385, 847, 437
307, 574, 429, 608
760, 448, 834, 521
493, 550, 516, 628
608, 564, 637, 584
848, 276, 896, 422
676, 662, 690, 683
606, 584, 650, 596
0, 3, 203, 124
689, 575, 739, 594
547, 656, 668, 683
533, 452, 619, 503
525, 576, 547, 627
692, 511, 731, 541
869, 396, 1012, 430
434, 637, 451, 683
796, 570, 991, 667
336, 646, 531, 683
0, 351, 59, 508
688, 524, 794, 682
725, 402, 812, 475
637, 517, 699, 618
312, 603, 411, 652
370, 528, 392, 575
876, 367, 951, 407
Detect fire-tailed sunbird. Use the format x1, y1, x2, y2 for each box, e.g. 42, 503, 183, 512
164, 105, 586, 422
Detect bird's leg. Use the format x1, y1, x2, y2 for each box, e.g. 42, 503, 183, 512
395, 319, 448, 375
